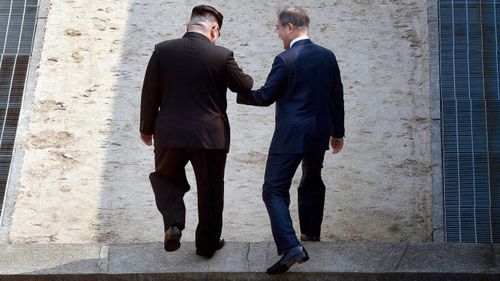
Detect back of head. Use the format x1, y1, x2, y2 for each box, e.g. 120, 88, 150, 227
190, 5, 224, 29
277, 6, 310, 31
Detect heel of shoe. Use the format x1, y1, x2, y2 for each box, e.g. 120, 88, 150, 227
168, 231, 181, 240
298, 255, 310, 264
164, 226, 182, 252
298, 249, 310, 264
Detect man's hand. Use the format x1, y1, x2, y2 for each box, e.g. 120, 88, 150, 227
331, 137, 343, 154
141, 133, 153, 146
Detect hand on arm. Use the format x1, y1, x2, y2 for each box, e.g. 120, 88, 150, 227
237, 56, 287, 107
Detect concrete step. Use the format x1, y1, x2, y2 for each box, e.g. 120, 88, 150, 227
0, 242, 499, 280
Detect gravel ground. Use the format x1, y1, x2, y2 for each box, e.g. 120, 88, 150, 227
6, 0, 433, 244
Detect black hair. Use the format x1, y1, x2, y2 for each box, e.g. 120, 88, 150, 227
191, 5, 224, 29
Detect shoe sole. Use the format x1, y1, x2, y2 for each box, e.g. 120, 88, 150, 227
268, 255, 309, 274
290, 255, 309, 266
298, 255, 310, 264
164, 231, 181, 252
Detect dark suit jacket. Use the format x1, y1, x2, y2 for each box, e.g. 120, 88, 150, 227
237, 39, 344, 154
140, 32, 253, 151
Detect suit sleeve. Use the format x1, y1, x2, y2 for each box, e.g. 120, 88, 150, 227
225, 52, 253, 94
330, 56, 345, 138
140, 47, 161, 135
237, 56, 287, 107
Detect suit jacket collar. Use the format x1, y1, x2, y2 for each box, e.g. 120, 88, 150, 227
291, 39, 312, 47
183, 32, 210, 42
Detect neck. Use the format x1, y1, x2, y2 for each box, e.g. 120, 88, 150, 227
292, 31, 308, 41
288, 33, 309, 48
187, 28, 211, 40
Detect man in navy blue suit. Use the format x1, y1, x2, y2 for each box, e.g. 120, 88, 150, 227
237, 6, 345, 274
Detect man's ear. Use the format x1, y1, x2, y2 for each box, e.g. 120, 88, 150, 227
209, 28, 218, 43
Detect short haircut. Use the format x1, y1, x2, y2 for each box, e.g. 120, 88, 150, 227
277, 6, 310, 30
191, 5, 224, 29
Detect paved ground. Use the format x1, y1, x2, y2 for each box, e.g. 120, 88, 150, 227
0, 242, 499, 280
2, 0, 433, 244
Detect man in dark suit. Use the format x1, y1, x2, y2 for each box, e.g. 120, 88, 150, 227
140, 5, 253, 258
237, 6, 345, 274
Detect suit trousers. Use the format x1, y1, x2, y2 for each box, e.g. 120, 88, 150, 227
149, 147, 227, 254
262, 150, 326, 254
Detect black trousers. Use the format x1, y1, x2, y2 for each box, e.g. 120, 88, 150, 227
149, 147, 226, 254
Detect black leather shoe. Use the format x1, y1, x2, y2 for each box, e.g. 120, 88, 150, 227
266, 245, 309, 274
196, 238, 225, 258
164, 225, 182, 252
300, 234, 320, 242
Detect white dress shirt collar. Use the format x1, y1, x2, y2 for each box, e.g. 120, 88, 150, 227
290, 35, 309, 47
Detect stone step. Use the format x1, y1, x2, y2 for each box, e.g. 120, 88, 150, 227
0, 242, 499, 280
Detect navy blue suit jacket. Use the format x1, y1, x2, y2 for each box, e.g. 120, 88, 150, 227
237, 39, 344, 154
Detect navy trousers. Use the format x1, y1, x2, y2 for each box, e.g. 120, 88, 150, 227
262, 150, 327, 254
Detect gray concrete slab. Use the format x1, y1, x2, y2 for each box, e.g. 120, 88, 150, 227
37, 0, 49, 19
0, 244, 102, 275
3, 273, 500, 281
397, 243, 498, 273
0, 242, 499, 281
247, 242, 269, 272
426, 0, 445, 243
107, 242, 262, 273
0, 0, 50, 244
293, 242, 409, 273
